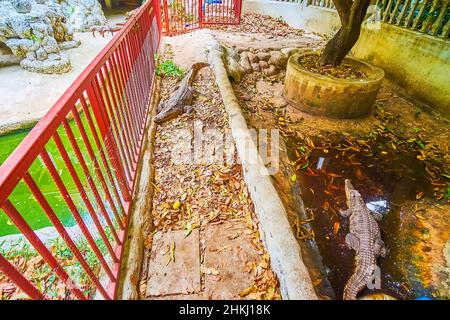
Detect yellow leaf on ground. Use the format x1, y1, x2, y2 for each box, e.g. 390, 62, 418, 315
166, 241, 175, 266
210, 267, 220, 275
414, 213, 427, 220
173, 201, 181, 210
246, 209, 253, 228
333, 221, 340, 235
247, 292, 264, 300
265, 286, 275, 300
239, 285, 255, 297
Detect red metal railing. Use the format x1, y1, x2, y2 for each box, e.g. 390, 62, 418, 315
0, 0, 161, 300
161, 0, 242, 35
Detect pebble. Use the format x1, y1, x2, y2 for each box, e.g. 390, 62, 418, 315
256, 51, 270, 61
251, 62, 261, 72
259, 60, 269, 69
247, 51, 258, 64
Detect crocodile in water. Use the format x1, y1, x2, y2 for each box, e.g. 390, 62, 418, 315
340, 179, 387, 300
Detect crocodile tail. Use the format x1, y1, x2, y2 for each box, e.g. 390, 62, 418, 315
343, 274, 362, 300
343, 263, 374, 300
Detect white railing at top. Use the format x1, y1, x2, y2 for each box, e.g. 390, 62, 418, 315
269, 0, 449, 39
303, 0, 449, 38
375, 0, 449, 38
308, 0, 335, 9
270, 0, 304, 3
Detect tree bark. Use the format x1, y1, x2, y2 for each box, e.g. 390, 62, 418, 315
321, 0, 371, 66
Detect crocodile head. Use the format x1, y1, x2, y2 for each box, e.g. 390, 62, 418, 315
344, 179, 365, 208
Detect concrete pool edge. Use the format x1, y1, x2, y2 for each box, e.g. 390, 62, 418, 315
113, 75, 161, 301
0, 119, 39, 136
208, 41, 318, 300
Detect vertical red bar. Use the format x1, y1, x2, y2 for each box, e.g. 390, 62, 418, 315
62, 119, 121, 246
111, 49, 135, 139
79, 96, 129, 218
88, 80, 132, 202
1, 200, 86, 300
111, 51, 139, 151
23, 171, 111, 299
238, 0, 242, 23
163, 0, 170, 35
40, 147, 116, 287
71, 106, 124, 229
92, 77, 133, 185
99, 67, 136, 166
53, 132, 119, 264
154, 0, 163, 34
118, 41, 141, 145
126, 32, 146, 126
126, 34, 147, 143
94, 74, 134, 181
0, 254, 44, 300
106, 59, 138, 156
199, 0, 203, 27
132, 23, 149, 116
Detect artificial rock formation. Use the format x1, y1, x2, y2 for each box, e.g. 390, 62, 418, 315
0, 0, 108, 73
0, 0, 81, 73
60, 0, 107, 32
222, 45, 289, 81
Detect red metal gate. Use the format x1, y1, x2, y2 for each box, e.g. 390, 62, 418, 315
161, 0, 242, 35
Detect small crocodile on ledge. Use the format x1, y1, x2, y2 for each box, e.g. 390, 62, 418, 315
340, 179, 387, 300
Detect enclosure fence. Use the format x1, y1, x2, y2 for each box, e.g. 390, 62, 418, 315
160, 0, 242, 35
305, 0, 449, 38
375, 0, 450, 38
308, 0, 335, 9
271, 0, 304, 3
0, 0, 161, 300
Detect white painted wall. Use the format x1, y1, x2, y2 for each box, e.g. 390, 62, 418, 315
242, 0, 340, 35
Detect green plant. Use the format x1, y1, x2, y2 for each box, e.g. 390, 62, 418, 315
156, 59, 184, 78
29, 34, 42, 43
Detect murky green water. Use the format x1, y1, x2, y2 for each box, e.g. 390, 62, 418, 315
286, 132, 449, 300
0, 117, 113, 237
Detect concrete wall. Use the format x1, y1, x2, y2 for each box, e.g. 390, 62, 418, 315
243, 0, 340, 35
243, 0, 450, 117
352, 22, 450, 117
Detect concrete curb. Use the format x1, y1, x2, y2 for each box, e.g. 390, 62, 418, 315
114, 76, 161, 300
208, 43, 318, 300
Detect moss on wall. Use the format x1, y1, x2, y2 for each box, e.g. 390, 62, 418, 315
352, 23, 450, 118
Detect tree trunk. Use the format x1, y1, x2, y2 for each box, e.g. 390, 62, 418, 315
321, 23, 363, 66
321, 0, 371, 66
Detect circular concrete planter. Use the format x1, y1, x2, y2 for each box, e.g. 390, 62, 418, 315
283, 51, 385, 118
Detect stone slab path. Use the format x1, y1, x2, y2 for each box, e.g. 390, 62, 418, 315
140, 48, 281, 300
203, 221, 261, 300
146, 230, 201, 296
144, 221, 267, 300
